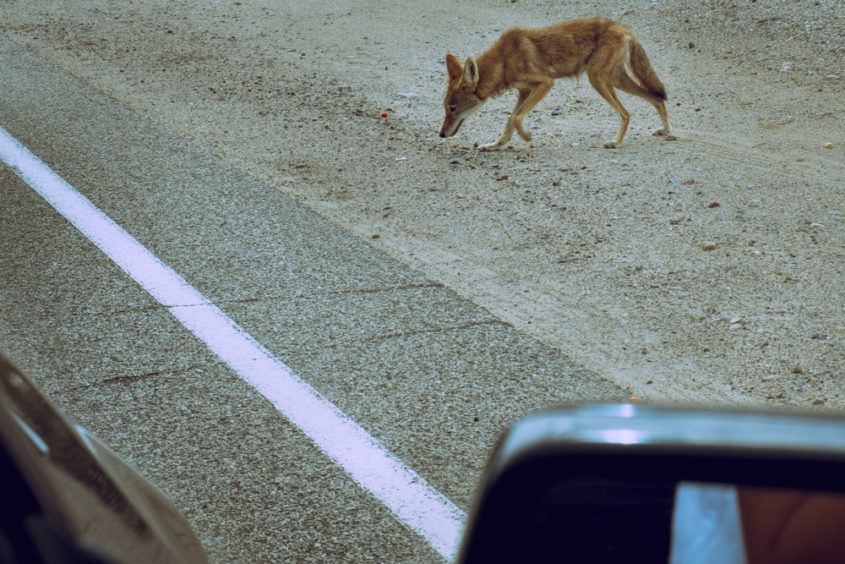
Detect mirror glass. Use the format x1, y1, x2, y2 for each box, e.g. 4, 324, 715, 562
527, 480, 845, 563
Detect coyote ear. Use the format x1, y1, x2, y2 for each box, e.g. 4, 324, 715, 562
445, 53, 463, 82
462, 57, 479, 89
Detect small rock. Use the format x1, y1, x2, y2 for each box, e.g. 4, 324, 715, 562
700, 242, 718, 251
823, 142, 834, 149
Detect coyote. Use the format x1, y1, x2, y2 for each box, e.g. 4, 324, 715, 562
439, 17, 671, 149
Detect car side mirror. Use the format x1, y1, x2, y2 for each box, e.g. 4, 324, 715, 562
457, 404, 845, 563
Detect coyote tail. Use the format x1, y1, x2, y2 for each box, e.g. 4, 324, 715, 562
628, 37, 667, 100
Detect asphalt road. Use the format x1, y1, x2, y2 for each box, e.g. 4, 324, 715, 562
0, 33, 627, 562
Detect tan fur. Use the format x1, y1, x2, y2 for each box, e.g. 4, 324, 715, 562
439, 18, 671, 149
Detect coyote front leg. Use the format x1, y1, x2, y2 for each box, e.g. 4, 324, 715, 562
480, 79, 554, 150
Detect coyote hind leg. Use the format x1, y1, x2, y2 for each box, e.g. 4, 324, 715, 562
589, 74, 630, 148
614, 71, 672, 138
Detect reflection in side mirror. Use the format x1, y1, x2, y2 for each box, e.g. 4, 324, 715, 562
738, 486, 845, 564
673, 482, 744, 563
673, 483, 845, 564
458, 405, 845, 564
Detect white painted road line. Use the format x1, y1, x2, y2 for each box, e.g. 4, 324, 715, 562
0, 125, 466, 561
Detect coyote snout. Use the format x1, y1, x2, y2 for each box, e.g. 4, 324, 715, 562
439, 17, 672, 149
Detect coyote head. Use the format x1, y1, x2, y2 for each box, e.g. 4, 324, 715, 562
439, 54, 484, 138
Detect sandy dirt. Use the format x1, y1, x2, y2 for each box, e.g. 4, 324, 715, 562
1, 0, 842, 410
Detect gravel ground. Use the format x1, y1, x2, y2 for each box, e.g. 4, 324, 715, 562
1, 0, 842, 410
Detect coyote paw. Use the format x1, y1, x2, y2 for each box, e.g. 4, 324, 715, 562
653, 128, 677, 140
478, 142, 505, 151
517, 130, 532, 142
603, 140, 621, 149
652, 127, 678, 141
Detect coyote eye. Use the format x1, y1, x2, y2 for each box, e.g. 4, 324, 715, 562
449, 106, 457, 113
